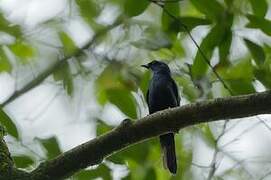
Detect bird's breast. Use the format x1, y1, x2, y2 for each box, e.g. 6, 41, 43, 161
148, 76, 178, 113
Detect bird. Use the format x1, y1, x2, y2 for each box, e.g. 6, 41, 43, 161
141, 60, 180, 174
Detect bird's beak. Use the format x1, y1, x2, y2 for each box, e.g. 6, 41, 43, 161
141, 64, 149, 69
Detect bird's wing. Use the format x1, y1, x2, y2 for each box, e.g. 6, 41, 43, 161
171, 78, 180, 106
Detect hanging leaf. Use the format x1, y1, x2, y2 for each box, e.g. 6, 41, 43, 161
140, 71, 151, 96
219, 59, 255, 95
0, 14, 22, 38
107, 141, 151, 164
175, 76, 199, 102
53, 62, 73, 95
107, 88, 137, 119
224, 59, 254, 80
249, 0, 268, 18
144, 168, 156, 180
227, 80, 255, 95
13, 155, 34, 168
131, 28, 172, 51
191, 24, 225, 79
162, 1, 180, 34
96, 120, 114, 136
0, 48, 12, 73
200, 124, 216, 148
124, 0, 150, 17
190, 0, 224, 21
95, 62, 137, 113
218, 30, 232, 66
178, 17, 211, 32
254, 67, 271, 89
244, 39, 265, 67
9, 41, 35, 64
0, 108, 19, 139
76, 0, 100, 21
254, 58, 271, 89
38, 136, 61, 159
59, 31, 78, 57
131, 38, 171, 51
246, 15, 271, 36
96, 62, 136, 91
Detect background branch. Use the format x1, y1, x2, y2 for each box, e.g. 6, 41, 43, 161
1, 18, 122, 107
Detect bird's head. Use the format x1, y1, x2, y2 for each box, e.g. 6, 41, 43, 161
141, 60, 171, 74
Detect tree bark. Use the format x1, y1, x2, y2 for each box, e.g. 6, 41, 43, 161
21, 90, 271, 179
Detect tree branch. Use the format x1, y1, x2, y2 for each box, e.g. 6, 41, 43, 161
0, 126, 30, 180
26, 90, 271, 179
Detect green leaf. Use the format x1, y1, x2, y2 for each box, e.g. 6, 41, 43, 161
74, 164, 112, 180
10, 41, 35, 64
246, 15, 271, 36
0, 48, 12, 73
171, 39, 185, 57
108, 141, 150, 164
227, 80, 255, 95
175, 76, 199, 102
224, 59, 254, 80
131, 38, 171, 51
200, 124, 216, 148
96, 120, 114, 136
96, 62, 137, 106
218, 59, 255, 94
191, 24, 225, 79
0, 108, 19, 139
162, 2, 180, 34
190, 0, 224, 21
0, 14, 22, 38
59, 31, 78, 56
131, 28, 171, 51
13, 155, 34, 168
53, 62, 73, 95
76, 0, 100, 21
96, 62, 136, 91
107, 88, 137, 119
144, 168, 156, 180
124, 0, 150, 17
139, 71, 151, 96
218, 29, 232, 66
254, 58, 271, 89
179, 17, 211, 32
249, 0, 268, 17
224, 0, 233, 7
244, 39, 265, 66
38, 136, 61, 159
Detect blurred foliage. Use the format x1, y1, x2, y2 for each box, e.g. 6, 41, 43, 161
0, 0, 271, 179
74, 164, 112, 180
0, 108, 18, 139
13, 155, 34, 168
37, 136, 62, 159
53, 62, 74, 95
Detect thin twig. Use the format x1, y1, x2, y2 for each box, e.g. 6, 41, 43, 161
207, 121, 228, 180
152, 2, 234, 95
1, 18, 123, 107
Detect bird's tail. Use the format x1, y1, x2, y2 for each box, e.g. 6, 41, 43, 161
160, 133, 177, 175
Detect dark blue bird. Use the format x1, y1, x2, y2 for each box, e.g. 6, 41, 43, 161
142, 60, 179, 174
